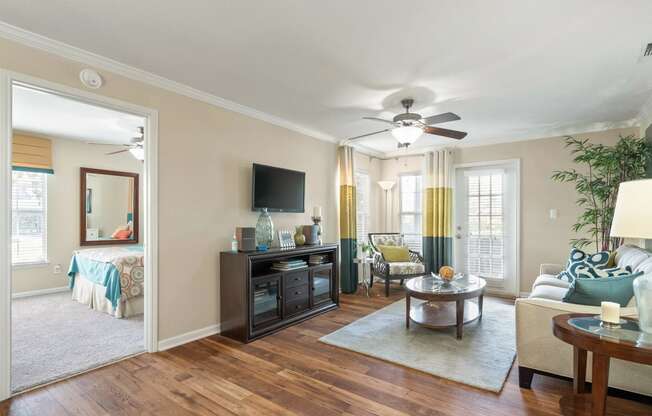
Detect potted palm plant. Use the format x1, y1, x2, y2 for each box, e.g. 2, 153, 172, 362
552, 135, 651, 251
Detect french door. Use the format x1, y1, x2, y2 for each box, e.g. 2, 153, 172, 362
454, 160, 519, 296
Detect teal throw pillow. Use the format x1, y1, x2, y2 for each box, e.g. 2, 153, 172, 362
562, 272, 642, 307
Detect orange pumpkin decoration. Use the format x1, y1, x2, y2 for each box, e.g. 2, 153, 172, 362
439, 266, 455, 281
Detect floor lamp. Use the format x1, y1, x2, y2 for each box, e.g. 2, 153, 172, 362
377, 180, 395, 231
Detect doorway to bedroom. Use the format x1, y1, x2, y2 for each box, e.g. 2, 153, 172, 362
4, 79, 154, 394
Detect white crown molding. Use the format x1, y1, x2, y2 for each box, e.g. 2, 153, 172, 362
381, 118, 641, 158
0, 21, 338, 144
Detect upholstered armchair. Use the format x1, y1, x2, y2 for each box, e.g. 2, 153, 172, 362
368, 233, 425, 297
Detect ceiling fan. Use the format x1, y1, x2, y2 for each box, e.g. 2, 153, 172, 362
348, 99, 467, 148
87, 127, 145, 160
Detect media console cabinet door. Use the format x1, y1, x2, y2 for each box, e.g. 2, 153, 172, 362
311, 265, 334, 306
251, 275, 283, 329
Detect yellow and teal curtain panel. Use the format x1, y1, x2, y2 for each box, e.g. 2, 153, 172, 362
12, 134, 54, 174
338, 145, 358, 293
422, 150, 453, 274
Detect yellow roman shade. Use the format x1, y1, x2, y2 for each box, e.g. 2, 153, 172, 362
12, 134, 54, 174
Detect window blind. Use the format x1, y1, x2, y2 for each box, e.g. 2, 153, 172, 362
355, 171, 370, 244
12, 134, 54, 174
12, 171, 48, 265
466, 172, 504, 279
399, 174, 423, 253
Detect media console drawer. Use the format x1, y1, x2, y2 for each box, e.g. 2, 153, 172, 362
285, 284, 309, 302
284, 270, 309, 288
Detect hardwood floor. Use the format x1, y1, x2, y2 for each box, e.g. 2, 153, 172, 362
2, 284, 651, 415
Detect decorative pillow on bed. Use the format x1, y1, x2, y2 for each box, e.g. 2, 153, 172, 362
556, 248, 625, 283
114, 229, 132, 240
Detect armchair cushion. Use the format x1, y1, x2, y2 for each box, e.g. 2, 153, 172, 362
378, 245, 410, 262
388, 262, 425, 275
370, 234, 405, 248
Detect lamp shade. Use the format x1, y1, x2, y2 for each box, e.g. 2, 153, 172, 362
391, 126, 423, 144
377, 180, 395, 191
610, 179, 652, 239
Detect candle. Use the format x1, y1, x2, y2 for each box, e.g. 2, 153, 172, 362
601, 301, 620, 324
313, 206, 322, 218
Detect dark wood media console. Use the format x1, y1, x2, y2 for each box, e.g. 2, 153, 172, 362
220, 244, 339, 343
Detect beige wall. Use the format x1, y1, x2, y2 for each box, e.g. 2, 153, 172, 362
1, 38, 339, 340
12, 136, 143, 294
375, 127, 639, 293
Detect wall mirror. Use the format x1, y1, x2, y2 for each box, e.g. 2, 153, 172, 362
80, 167, 139, 246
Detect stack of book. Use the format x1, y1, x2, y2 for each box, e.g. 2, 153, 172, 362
271, 259, 307, 271
309, 254, 327, 265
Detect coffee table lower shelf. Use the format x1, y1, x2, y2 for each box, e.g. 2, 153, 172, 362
409, 301, 481, 329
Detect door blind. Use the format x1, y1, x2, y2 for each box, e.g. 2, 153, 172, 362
12, 171, 48, 265
466, 172, 503, 279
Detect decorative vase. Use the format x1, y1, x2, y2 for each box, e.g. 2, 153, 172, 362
255, 208, 274, 247
634, 274, 652, 334
294, 226, 306, 246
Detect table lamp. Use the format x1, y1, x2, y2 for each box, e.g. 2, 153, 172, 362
610, 179, 652, 334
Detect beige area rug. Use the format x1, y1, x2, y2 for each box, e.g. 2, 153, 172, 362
320, 297, 516, 392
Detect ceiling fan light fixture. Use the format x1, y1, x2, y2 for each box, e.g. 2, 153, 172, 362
129, 147, 145, 161
391, 125, 423, 144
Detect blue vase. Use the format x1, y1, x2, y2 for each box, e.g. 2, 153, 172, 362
255, 208, 274, 247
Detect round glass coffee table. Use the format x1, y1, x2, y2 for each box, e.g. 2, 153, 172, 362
405, 274, 486, 339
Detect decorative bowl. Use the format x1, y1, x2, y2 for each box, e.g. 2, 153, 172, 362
438, 266, 455, 282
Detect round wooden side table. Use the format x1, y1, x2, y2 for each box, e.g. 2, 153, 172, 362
552, 313, 652, 416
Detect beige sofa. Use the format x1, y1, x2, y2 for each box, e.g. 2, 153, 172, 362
515, 245, 652, 396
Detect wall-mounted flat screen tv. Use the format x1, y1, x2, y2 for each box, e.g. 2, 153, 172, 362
252, 163, 305, 212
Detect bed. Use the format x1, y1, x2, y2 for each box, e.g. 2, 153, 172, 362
67, 245, 144, 318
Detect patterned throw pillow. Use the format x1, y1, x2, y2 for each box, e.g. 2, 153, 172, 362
557, 248, 629, 283
565, 248, 610, 268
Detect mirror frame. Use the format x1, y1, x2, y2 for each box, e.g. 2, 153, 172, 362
80, 167, 139, 246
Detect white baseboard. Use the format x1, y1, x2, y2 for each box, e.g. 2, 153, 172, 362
12, 286, 69, 299
519, 291, 531, 298
158, 324, 220, 351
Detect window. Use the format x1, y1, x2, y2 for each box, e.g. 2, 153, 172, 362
355, 171, 370, 245
466, 172, 504, 279
12, 171, 48, 265
399, 173, 422, 253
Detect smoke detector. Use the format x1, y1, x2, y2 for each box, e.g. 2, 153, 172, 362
79, 69, 103, 89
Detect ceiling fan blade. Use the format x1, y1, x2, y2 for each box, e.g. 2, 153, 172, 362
421, 112, 461, 125
105, 148, 132, 155
88, 142, 125, 146
346, 128, 391, 142
423, 126, 467, 140
362, 117, 397, 126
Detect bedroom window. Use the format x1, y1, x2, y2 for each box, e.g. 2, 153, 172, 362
355, 171, 370, 244
399, 173, 422, 254
12, 171, 48, 266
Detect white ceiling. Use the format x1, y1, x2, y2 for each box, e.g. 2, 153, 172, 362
12, 85, 144, 144
2, 1, 652, 155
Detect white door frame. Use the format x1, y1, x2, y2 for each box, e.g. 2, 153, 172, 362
453, 159, 521, 297
0, 70, 159, 400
